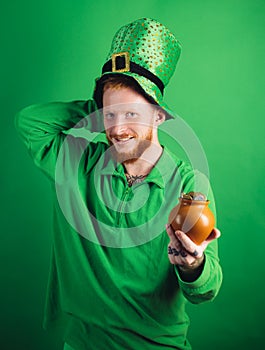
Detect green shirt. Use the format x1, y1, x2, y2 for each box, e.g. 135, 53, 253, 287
15, 99, 222, 350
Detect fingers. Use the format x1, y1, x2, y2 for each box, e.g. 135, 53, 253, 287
174, 230, 203, 258
166, 224, 200, 266
166, 224, 221, 270
167, 246, 177, 264
168, 243, 199, 267
166, 224, 183, 265
165, 224, 182, 251
165, 223, 176, 240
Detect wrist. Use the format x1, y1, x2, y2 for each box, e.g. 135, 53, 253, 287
179, 254, 205, 271
177, 254, 205, 282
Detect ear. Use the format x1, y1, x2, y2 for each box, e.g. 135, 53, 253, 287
154, 109, 166, 125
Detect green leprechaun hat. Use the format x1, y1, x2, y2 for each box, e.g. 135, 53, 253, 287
93, 17, 182, 119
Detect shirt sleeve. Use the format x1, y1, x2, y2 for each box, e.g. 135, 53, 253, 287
174, 168, 223, 304
15, 99, 106, 181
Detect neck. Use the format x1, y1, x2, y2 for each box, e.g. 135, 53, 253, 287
123, 144, 163, 176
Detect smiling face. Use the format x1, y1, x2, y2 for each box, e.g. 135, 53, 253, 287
103, 86, 165, 164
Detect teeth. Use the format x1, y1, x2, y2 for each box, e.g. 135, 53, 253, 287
115, 137, 133, 141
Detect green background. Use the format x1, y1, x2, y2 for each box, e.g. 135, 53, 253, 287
1, 0, 265, 349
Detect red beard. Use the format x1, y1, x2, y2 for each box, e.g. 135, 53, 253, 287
107, 129, 153, 164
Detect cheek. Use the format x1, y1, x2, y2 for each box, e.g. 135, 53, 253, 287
103, 120, 108, 129
103, 119, 114, 132
141, 124, 153, 134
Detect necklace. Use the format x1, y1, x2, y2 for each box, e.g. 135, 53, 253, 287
125, 173, 147, 187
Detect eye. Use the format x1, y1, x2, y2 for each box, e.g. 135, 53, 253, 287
104, 112, 115, 120
126, 112, 137, 118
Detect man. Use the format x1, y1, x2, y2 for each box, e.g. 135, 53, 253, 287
16, 18, 222, 350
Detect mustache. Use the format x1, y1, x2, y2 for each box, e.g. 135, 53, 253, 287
108, 133, 138, 139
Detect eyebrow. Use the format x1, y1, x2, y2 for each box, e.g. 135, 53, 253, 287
103, 104, 152, 113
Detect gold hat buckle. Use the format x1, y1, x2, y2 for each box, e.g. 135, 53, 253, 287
112, 52, 130, 73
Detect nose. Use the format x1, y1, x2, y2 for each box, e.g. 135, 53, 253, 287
106, 114, 131, 134
109, 124, 128, 137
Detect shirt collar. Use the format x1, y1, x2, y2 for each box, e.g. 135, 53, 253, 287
100, 146, 180, 188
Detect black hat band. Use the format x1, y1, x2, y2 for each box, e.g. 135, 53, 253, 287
102, 53, 165, 95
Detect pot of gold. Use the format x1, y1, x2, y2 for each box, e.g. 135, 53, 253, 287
168, 192, 215, 245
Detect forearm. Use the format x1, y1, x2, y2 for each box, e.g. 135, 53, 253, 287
15, 99, 101, 179
15, 100, 92, 147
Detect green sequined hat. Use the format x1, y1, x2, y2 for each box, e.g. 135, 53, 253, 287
93, 18, 182, 119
